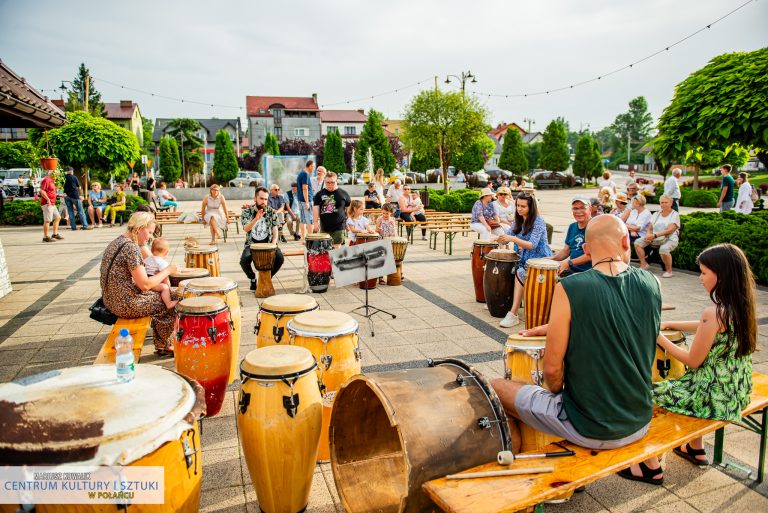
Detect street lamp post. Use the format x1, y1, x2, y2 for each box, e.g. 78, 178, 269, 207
523, 117, 535, 133
444, 71, 477, 93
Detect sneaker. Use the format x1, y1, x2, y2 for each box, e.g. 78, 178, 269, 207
499, 312, 520, 328
662, 271, 673, 278
52, 234, 64, 240
86, 225, 94, 230
280, 236, 288, 243
249, 279, 257, 291
42, 236, 53, 243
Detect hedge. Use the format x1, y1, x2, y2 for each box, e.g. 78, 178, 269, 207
1, 195, 148, 226
428, 188, 480, 213
680, 189, 719, 208
673, 210, 768, 285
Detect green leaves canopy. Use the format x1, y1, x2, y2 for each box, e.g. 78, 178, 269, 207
213, 130, 239, 183
0, 141, 38, 169
454, 136, 495, 173
497, 129, 528, 172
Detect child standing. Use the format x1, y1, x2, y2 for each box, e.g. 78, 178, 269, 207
346, 200, 373, 243
619, 243, 755, 485
143, 238, 178, 310
376, 203, 397, 239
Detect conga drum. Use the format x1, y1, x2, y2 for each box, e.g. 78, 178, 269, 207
330, 358, 511, 512
175, 296, 232, 417
471, 240, 499, 302
169, 267, 209, 288
287, 310, 361, 462
351, 232, 380, 289
653, 330, 688, 382
238, 346, 322, 513
184, 245, 220, 277
505, 334, 563, 452
0, 365, 205, 513
256, 293, 320, 347
483, 249, 520, 318
387, 236, 408, 286
250, 242, 277, 298
306, 233, 333, 293
183, 277, 242, 384
523, 258, 560, 329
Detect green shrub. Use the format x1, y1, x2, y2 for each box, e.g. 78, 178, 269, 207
1, 199, 45, 225
442, 194, 462, 213
125, 194, 148, 215
672, 211, 768, 285
680, 188, 719, 208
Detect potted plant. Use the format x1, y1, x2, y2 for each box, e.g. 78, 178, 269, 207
39, 130, 58, 170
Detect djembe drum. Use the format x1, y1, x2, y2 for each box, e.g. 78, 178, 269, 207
287, 310, 361, 462
256, 294, 320, 347
386, 237, 408, 286
483, 249, 520, 318
351, 232, 380, 290
0, 365, 205, 513
238, 346, 322, 513
184, 245, 220, 277
169, 267, 209, 288
471, 240, 499, 302
653, 330, 688, 382
175, 296, 232, 417
306, 233, 333, 293
249, 243, 277, 298
523, 258, 560, 329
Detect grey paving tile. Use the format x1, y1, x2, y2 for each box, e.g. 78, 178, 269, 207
684, 481, 768, 512
200, 484, 247, 513
200, 414, 239, 451
201, 445, 243, 491
585, 474, 680, 512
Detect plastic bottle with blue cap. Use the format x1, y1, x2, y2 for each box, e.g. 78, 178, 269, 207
115, 328, 135, 382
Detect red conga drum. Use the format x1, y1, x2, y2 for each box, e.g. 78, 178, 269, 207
352, 232, 380, 290
471, 240, 499, 302
175, 296, 232, 417
306, 233, 333, 293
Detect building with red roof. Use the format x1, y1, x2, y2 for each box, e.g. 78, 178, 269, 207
246, 94, 320, 148
319, 109, 367, 138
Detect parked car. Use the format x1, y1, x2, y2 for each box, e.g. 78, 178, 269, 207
2, 168, 40, 196
529, 171, 583, 187
471, 170, 489, 188
139, 174, 164, 187
338, 173, 353, 185
229, 171, 263, 188
405, 172, 425, 184
485, 169, 513, 181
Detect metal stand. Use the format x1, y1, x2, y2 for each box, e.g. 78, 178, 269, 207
349, 252, 396, 337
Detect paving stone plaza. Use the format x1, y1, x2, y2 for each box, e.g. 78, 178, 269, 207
0, 184, 766, 512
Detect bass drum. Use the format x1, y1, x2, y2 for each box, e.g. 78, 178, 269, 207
330, 358, 511, 513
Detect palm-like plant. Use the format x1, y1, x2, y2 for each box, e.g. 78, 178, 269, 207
166, 118, 204, 182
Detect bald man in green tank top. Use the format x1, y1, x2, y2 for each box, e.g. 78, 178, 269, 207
492, 215, 661, 451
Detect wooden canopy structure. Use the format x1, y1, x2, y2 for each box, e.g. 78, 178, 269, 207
0, 59, 66, 129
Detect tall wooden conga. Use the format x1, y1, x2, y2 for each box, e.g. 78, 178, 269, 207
653, 330, 688, 382
184, 245, 220, 277
0, 365, 205, 513
287, 310, 360, 462
183, 277, 242, 384
256, 294, 319, 347
238, 346, 322, 513
471, 240, 498, 302
351, 232, 380, 289
249, 243, 277, 298
483, 249, 520, 317
169, 267, 209, 287
330, 359, 511, 512
386, 237, 408, 286
175, 296, 232, 417
523, 258, 560, 329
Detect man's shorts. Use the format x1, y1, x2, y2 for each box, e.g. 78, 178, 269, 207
41, 204, 60, 223
329, 230, 345, 246
514, 385, 650, 450
298, 202, 313, 224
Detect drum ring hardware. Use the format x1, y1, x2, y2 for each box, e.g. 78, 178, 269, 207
239, 390, 251, 414
254, 321, 260, 335
531, 370, 544, 386
353, 347, 362, 361
176, 327, 184, 341
273, 326, 284, 344
182, 428, 198, 473
492, 265, 499, 275
478, 416, 503, 430
320, 354, 333, 370
207, 325, 218, 345
281, 376, 300, 417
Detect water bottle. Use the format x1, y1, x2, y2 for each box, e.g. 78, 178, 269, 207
115, 328, 135, 383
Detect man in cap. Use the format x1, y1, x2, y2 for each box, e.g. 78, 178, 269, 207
63, 166, 91, 230
551, 196, 593, 277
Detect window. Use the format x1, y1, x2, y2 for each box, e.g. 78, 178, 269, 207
274, 127, 282, 139
294, 128, 308, 137
272, 108, 283, 121
344, 126, 356, 136
327, 126, 339, 134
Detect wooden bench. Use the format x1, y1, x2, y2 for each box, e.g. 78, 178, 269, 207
430, 228, 477, 254
94, 317, 152, 364
535, 179, 561, 190
424, 372, 768, 513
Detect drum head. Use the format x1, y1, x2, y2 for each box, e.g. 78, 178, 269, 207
527, 258, 560, 270
171, 268, 209, 279
390, 237, 408, 245
250, 243, 277, 250
661, 329, 685, 343
186, 245, 218, 254
473, 240, 499, 247
505, 333, 546, 349
306, 233, 331, 241
290, 310, 358, 335
241, 345, 316, 377
0, 365, 202, 466
356, 233, 380, 240
186, 276, 237, 293
262, 293, 319, 313
177, 295, 226, 314
486, 249, 519, 262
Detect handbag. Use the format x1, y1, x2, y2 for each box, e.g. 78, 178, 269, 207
89, 240, 130, 325
106, 196, 117, 205
751, 186, 759, 203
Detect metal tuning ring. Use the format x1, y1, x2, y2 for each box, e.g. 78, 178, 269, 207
254, 320, 260, 335
530, 370, 544, 386
207, 326, 218, 345
354, 347, 362, 361
238, 391, 251, 414
321, 354, 333, 370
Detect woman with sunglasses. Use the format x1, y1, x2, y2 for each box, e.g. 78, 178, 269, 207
495, 192, 552, 328
493, 186, 516, 230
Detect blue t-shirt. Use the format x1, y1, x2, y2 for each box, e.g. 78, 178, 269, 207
296, 170, 313, 203
564, 222, 591, 272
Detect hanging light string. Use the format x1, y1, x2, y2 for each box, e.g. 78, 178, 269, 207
467, 0, 757, 99
319, 77, 435, 107
93, 76, 244, 109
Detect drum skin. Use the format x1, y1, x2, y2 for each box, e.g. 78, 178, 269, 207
471, 241, 498, 303
170, 268, 209, 287
653, 330, 688, 382
237, 348, 322, 513
184, 246, 220, 277
523, 259, 559, 329
483, 254, 518, 318
329, 359, 511, 513
256, 295, 320, 348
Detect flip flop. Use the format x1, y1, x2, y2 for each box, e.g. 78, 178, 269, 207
617, 462, 664, 485
673, 443, 709, 466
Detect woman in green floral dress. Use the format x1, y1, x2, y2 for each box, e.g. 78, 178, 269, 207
619, 243, 757, 485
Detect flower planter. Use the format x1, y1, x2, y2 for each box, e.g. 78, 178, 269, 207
40, 158, 59, 171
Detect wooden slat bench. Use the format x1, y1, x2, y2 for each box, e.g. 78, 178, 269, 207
424, 372, 768, 513
94, 317, 152, 364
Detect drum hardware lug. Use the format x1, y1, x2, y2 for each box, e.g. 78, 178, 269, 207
530, 370, 544, 386
504, 369, 511, 380
478, 417, 502, 429
492, 266, 499, 275
229, 320, 235, 332
318, 379, 327, 396
239, 391, 251, 414
657, 359, 670, 378
273, 326, 284, 343
254, 321, 260, 335
354, 347, 362, 361
456, 373, 469, 386
176, 328, 184, 341
207, 326, 218, 344
182, 435, 196, 469
321, 354, 333, 370
282, 393, 300, 418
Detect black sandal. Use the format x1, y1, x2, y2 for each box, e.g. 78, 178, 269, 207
617, 462, 664, 485
673, 443, 709, 466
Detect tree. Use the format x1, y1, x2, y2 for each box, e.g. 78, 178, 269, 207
611, 96, 653, 146
655, 48, 768, 188
590, 139, 604, 180
264, 132, 280, 155
593, 127, 619, 156
572, 135, 595, 180
524, 142, 542, 170
213, 130, 239, 183
166, 118, 203, 181
44, 111, 139, 186
0, 141, 37, 169
65, 63, 105, 116
453, 142, 484, 173
497, 129, 528, 172
141, 116, 154, 148
355, 109, 396, 174
403, 89, 490, 192
323, 130, 346, 174
159, 136, 182, 184
538, 120, 570, 171
410, 150, 440, 173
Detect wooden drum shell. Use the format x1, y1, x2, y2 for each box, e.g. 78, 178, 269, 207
523, 259, 559, 329
471, 241, 499, 303
653, 330, 688, 383
387, 237, 408, 287
184, 247, 220, 277
250, 244, 277, 298
482, 251, 519, 318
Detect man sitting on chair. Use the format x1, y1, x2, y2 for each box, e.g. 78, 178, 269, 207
240, 186, 283, 291
491, 215, 661, 451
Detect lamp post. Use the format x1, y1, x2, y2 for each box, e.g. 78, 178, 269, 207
444, 71, 477, 93
523, 117, 535, 133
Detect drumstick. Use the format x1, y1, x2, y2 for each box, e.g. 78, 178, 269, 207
497, 450, 575, 465
446, 466, 554, 480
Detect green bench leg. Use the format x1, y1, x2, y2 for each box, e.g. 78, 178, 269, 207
534, 504, 545, 513
758, 406, 768, 482
713, 427, 725, 466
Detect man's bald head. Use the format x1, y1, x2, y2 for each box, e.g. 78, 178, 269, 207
584, 214, 630, 260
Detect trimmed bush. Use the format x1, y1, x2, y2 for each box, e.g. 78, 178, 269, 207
1, 199, 45, 225
125, 195, 148, 215
680, 189, 719, 208
426, 188, 479, 213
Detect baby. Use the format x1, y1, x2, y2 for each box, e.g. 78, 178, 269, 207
143, 238, 178, 309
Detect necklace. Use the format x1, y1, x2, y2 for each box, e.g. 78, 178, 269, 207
593, 256, 624, 277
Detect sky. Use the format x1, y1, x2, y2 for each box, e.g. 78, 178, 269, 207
1, 0, 766, 135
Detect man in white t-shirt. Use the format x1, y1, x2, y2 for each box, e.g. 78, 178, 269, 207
663, 168, 682, 212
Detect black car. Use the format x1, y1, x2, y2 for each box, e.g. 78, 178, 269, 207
485, 169, 514, 181
529, 171, 583, 187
